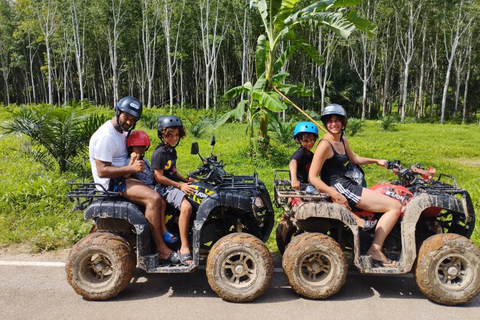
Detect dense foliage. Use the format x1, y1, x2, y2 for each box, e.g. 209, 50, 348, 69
0, 0, 479, 124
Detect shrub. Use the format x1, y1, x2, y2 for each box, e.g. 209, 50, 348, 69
347, 117, 364, 136
1, 105, 108, 173
268, 114, 296, 145
378, 115, 397, 131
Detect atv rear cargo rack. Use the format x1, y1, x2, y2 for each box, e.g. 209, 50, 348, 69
273, 170, 330, 207
67, 178, 120, 211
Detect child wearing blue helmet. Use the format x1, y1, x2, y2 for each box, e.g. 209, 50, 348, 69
289, 122, 319, 190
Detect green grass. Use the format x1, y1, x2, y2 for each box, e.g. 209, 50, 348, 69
1, 107, 479, 253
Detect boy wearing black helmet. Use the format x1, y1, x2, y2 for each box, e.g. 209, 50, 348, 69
89, 97, 180, 264
151, 116, 194, 265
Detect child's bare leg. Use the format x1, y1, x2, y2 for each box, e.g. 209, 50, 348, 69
159, 196, 167, 235
178, 198, 193, 265
159, 196, 177, 242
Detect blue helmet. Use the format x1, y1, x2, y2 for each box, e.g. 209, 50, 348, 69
293, 122, 319, 140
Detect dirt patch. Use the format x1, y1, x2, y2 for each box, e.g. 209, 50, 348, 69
456, 159, 480, 167
0, 244, 70, 262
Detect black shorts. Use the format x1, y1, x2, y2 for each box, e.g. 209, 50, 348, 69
332, 178, 363, 209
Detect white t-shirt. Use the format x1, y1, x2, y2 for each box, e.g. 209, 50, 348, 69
89, 120, 128, 190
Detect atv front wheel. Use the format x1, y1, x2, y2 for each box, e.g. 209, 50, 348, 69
276, 218, 296, 254
65, 232, 136, 300
206, 233, 273, 302
283, 232, 347, 299
415, 233, 480, 305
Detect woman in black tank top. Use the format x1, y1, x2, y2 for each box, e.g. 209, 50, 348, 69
308, 104, 402, 267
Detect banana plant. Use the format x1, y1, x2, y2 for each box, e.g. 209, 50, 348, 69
216, 0, 375, 151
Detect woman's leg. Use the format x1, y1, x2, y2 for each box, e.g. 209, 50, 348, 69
355, 188, 402, 263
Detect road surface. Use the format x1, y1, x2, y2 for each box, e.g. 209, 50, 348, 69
0, 251, 478, 320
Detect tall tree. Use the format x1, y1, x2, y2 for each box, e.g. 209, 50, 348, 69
34, 0, 60, 105
141, 0, 160, 108
0, 0, 15, 105
69, 0, 87, 104
161, 0, 186, 110
395, 0, 424, 123
350, 0, 377, 120
440, 0, 475, 124
316, 28, 338, 112
199, 0, 227, 110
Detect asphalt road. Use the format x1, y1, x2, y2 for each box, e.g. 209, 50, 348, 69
1, 253, 479, 320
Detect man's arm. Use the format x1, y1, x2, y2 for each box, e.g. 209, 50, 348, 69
95, 156, 144, 178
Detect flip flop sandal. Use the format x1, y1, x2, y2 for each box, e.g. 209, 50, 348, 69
179, 252, 193, 265
159, 251, 180, 265
371, 258, 397, 268
163, 231, 178, 243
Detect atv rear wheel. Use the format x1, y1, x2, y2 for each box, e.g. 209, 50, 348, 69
283, 232, 347, 299
65, 232, 136, 300
415, 233, 480, 305
275, 218, 296, 254
206, 233, 273, 302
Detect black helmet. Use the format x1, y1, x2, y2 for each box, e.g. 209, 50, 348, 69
320, 103, 346, 123
321, 104, 347, 136
157, 115, 183, 132
115, 96, 143, 119
157, 116, 186, 145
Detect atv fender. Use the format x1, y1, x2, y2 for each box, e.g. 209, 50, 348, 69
291, 201, 362, 265
84, 200, 151, 262
195, 190, 257, 222
400, 192, 475, 272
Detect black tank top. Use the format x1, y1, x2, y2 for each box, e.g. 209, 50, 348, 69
320, 139, 349, 186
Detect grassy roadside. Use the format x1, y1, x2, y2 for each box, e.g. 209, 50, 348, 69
1, 108, 479, 254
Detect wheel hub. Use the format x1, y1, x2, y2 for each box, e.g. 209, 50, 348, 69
234, 264, 245, 274
447, 266, 459, 277
436, 255, 473, 291
221, 252, 256, 289
300, 253, 331, 283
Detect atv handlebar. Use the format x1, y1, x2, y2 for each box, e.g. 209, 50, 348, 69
188, 154, 226, 184
384, 160, 437, 187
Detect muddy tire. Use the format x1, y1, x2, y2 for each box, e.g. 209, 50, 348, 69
283, 232, 347, 299
415, 233, 480, 305
65, 232, 136, 300
206, 233, 273, 302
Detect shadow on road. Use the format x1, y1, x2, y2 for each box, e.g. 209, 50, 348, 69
105, 256, 480, 307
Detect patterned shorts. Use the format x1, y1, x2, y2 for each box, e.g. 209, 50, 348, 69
108, 177, 127, 195
333, 179, 363, 209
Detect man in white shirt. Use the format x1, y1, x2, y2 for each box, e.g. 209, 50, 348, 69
89, 96, 180, 264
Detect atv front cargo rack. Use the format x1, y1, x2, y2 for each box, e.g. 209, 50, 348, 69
219, 171, 262, 189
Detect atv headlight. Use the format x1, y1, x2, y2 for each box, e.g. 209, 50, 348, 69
252, 196, 264, 209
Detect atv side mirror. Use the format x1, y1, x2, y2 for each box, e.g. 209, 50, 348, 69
210, 134, 216, 147
191, 142, 199, 155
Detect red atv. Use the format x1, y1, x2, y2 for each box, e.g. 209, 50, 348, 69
274, 161, 480, 305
